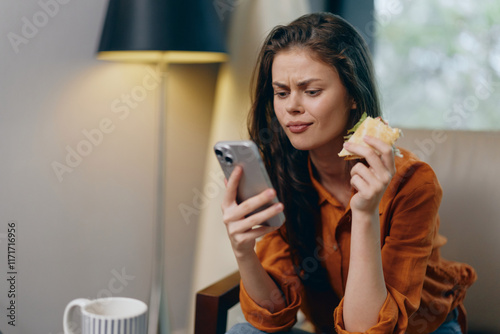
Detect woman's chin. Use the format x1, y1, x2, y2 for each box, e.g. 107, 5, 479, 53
288, 139, 316, 151
288, 137, 344, 154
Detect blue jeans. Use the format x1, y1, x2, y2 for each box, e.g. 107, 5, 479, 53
226, 323, 311, 334
430, 308, 462, 334
225, 309, 462, 334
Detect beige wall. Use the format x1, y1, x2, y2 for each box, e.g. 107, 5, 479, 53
163, 63, 220, 333
0, 1, 219, 334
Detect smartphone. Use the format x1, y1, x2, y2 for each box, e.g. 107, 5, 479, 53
213, 140, 285, 228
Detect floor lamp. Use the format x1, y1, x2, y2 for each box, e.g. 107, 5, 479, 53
96, 1, 227, 333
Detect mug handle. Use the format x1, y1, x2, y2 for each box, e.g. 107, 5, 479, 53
63, 298, 90, 334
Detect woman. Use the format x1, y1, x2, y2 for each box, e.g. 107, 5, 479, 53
221, 12, 476, 334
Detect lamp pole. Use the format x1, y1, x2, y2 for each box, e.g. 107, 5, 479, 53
149, 61, 168, 334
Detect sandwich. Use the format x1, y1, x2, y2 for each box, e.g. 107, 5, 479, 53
338, 112, 402, 160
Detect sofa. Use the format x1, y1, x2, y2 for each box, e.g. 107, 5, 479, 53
398, 129, 500, 333
195, 129, 500, 334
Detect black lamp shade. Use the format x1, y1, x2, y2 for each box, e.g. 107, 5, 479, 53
97, 0, 228, 62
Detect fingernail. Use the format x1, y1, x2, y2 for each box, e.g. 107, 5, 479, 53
267, 189, 275, 197
275, 202, 283, 210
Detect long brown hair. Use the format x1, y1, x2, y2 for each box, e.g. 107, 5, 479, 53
248, 12, 381, 287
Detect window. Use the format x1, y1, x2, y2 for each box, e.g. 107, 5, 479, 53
374, 0, 500, 130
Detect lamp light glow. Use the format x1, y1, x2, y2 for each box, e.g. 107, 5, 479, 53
97, 51, 228, 63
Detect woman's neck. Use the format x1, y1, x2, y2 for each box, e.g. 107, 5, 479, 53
309, 141, 352, 206
309, 141, 348, 179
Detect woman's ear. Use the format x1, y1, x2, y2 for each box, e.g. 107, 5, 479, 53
351, 99, 357, 110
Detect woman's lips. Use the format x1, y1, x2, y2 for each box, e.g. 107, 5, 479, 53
287, 123, 312, 133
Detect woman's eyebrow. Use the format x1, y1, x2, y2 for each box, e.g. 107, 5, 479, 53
272, 81, 288, 88
297, 78, 321, 87
272, 78, 321, 88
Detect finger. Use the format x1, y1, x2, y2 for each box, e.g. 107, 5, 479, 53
344, 141, 385, 171
344, 139, 394, 178
350, 172, 369, 193
351, 162, 375, 186
239, 224, 281, 241
362, 136, 396, 173
350, 153, 392, 190
223, 187, 278, 224
229, 223, 281, 251
350, 162, 385, 192
343, 141, 374, 159
227, 201, 284, 234
221, 166, 243, 209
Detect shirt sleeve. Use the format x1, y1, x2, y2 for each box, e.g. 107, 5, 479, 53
334, 161, 443, 334
239, 229, 303, 333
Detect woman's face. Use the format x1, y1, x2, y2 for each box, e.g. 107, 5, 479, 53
272, 49, 355, 153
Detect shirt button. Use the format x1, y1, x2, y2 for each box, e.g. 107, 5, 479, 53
333, 244, 338, 251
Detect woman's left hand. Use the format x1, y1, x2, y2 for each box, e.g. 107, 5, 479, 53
343, 136, 396, 215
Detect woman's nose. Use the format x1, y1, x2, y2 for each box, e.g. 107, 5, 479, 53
285, 93, 304, 114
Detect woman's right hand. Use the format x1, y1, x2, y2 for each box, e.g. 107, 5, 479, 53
221, 166, 284, 259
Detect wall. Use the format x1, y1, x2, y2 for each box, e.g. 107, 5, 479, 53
0, 1, 219, 333
163, 64, 219, 333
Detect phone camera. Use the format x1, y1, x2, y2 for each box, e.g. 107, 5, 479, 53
215, 149, 223, 157
224, 156, 233, 165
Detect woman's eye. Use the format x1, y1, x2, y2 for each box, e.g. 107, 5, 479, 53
306, 90, 321, 96
274, 91, 289, 98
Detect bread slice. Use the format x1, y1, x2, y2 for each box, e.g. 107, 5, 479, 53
338, 116, 401, 160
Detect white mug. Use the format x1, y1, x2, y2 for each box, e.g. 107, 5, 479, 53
63, 297, 148, 334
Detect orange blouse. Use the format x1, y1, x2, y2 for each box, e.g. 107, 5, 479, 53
239, 148, 477, 334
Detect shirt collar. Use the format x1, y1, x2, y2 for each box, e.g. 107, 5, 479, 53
307, 155, 350, 210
